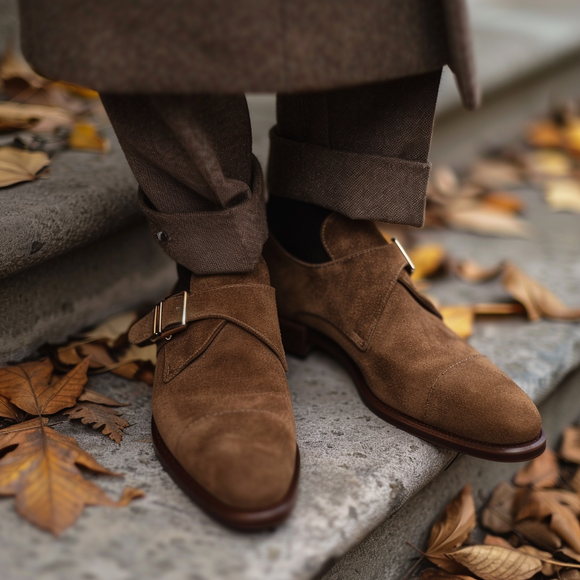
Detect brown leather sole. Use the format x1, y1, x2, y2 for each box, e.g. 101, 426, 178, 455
152, 418, 300, 531
279, 317, 546, 463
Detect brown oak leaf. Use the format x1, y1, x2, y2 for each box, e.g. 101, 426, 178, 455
481, 482, 517, 535
64, 402, 129, 444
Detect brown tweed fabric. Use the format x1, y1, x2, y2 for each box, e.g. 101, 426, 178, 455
102, 71, 442, 273
18, 0, 477, 108
268, 71, 441, 226
100, 94, 267, 275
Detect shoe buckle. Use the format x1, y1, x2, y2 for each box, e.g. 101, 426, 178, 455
391, 238, 415, 274
151, 291, 189, 342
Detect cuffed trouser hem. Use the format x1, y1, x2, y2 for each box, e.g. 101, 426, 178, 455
267, 129, 429, 227
141, 156, 267, 275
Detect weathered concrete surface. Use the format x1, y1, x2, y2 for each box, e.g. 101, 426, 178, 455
0, 131, 141, 279
0, 184, 579, 580
324, 367, 580, 580
0, 223, 174, 363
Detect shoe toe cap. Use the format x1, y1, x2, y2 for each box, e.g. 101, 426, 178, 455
175, 410, 297, 511
423, 355, 542, 446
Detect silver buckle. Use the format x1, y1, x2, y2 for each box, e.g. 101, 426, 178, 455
151, 291, 189, 342
391, 238, 415, 274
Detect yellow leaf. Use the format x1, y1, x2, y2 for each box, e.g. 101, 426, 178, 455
408, 244, 446, 280
426, 484, 477, 573
439, 306, 474, 339
447, 545, 541, 580
0, 146, 50, 187
69, 123, 110, 153
525, 150, 572, 177
544, 179, 580, 213
503, 262, 580, 321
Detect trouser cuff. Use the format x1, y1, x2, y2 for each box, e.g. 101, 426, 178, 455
140, 156, 267, 275
267, 129, 430, 227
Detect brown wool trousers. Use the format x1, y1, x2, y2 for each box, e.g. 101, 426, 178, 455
101, 69, 441, 275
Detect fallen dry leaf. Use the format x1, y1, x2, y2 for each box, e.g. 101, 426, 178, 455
420, 569, 476, 580
426, 484, 476, 573
0, 146, 50, 188
472, 303, 526, 316
481, 482, 517, 535
503, 262, 580, 321
452, 259, 504, 283
513, 448, 560, 489
468, 160, 523, 189
527, 120, 563, 148
481, 191, 525, 214
429, 166, 460, 198
0, 358, 89, 416
439, 306, 474, 339
64, 402, 129, 444
561, 570, 580, 580
447, 545, 541, 580
408, 244, 446, 281
524, 150, 573, 177
0, 417, 119, 534
116, 486, 145, 506
78, 389, 128, 407
69, 123, 110, 153
554, 547, 580, 565
560, 426, 580, 464
441, 206, 532, 239
518, 545, 559, 576
544, 179, 580, 213
0, 394, 24, 421
74, 311, 139, 348
0, 101, 74, 133
484, 535, 513, 549
515, 489, 580, 553
515, 519, 562, 551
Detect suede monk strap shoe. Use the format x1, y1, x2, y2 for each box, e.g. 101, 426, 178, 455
264, 213, 545, 462
129, 259, 299, 530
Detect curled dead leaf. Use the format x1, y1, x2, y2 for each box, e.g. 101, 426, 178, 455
440, 206, 532, 239
480, 191, 525, 214
452, 259, 504, 283
426, 484, 476, 573
482, 482, 517, 535
446, 545, 541, 580
468, 160, 523, 189
514, 519, 562, 551
517, 545, 559, 576
544, 179, 580, 214
513, 448, 560, 489
561, 426, 580, 465
515, 489, 580, 553
420, 568, 477, 580
0, 146, 50, 188
483, 535, 512, 549
503, 262, 580, 321
78, 389, 128, 407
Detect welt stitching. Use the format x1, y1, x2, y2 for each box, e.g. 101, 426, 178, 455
422, 354, 485, 420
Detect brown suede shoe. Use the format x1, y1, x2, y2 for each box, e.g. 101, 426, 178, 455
128, 259, 299, 530
264, 213, 545, 462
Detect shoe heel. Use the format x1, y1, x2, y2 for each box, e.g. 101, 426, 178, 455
279, 318, 313, 358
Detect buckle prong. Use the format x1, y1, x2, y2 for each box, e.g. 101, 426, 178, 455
391, 238, 415, 274
150, 291, 189, 342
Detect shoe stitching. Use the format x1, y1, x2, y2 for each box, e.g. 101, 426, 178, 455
422, 354, 485, 421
